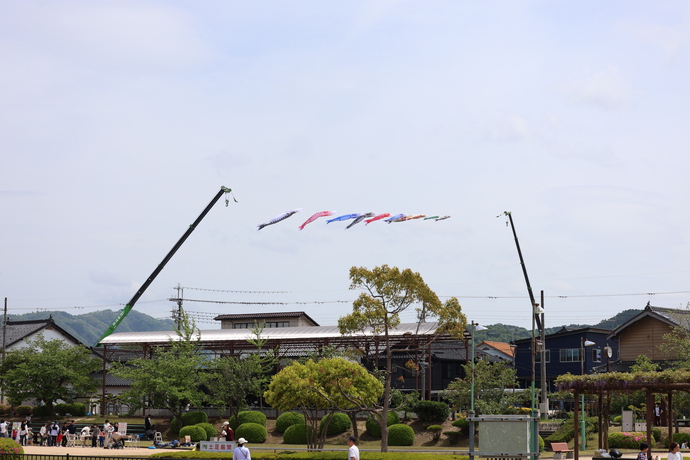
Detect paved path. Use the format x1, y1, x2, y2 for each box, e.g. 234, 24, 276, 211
20, 445, 174, 457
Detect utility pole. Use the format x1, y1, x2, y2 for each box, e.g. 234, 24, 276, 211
540, 290, 548, 418
170, 284, 184, 329
1, 297, 6, 405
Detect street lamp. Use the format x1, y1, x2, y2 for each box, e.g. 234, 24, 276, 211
580, 337, 595, 450
469, 321, 487, 414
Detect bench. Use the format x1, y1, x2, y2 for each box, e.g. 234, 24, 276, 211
551, 442, 574, 459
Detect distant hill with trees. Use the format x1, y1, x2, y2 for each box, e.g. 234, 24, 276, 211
6, 309, 175, 347
473, 308, 641, 344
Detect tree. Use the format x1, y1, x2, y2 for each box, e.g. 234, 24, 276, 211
206, 354, 266, 422
444, 360, 522, 415
264, 357, 383, 450
337, 264, 465, 452
0, 333, 100, 418
110, 312, 210, 428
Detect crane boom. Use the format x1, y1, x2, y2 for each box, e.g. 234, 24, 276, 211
97, 186, 236, 344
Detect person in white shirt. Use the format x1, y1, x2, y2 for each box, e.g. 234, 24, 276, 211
347, 436, 360, 460
234, 437, 251, 460
0, 420, 7, 438
668, 442, 683, 460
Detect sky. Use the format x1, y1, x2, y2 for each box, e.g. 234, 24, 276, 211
2, 1, 690, 333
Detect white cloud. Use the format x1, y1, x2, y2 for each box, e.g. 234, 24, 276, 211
569, 66, 631, 110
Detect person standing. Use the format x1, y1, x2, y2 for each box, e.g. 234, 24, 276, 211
39, 423, 48, 446
347, 436, 360, 460
0, 420, 7, 438
19, 421, 27, 446
655, 404, 664, 426
144, 415, 152, 433
49, 421, 60, 446
91, 425, 99, 448
234, 437, 251, 460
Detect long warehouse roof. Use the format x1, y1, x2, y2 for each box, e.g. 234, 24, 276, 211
98, 322, 443, 345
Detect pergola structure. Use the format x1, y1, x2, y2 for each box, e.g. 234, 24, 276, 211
556, 371, 690, 460
97, 322, 466, 414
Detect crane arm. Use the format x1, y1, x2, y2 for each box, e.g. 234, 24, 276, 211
97, 186, 236, 344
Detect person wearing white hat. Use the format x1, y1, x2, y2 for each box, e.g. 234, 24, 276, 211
234, 437, 251, 460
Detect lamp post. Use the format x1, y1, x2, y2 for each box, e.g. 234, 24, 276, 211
470, 321, 487, 414
580, 337, 595, 450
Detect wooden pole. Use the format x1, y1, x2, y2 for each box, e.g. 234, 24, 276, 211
574, 391, 580, 460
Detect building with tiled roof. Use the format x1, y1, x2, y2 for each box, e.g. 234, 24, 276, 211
213, 311, 319, 329
476, 340, 516, 361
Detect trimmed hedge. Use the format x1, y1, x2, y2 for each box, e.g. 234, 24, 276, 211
320, 412, 351, 436
365, 412, 400, 438
283, 424, 309, 445
179, 425, 207, 442
413, 401, 450, 423
451, 417, 469, 434
196, 423, 216, 440
32, 405, 50, 417
276, 412, 305, 434
237, 411, 267, 427
236, 422, 267, 444
0, 438, 23, 460
388, 424, 415, 446
171, 411, 209, 434
427, 425, 443, 441
15, 405, 32, 416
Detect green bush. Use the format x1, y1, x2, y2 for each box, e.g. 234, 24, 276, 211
179, 425, 207, 442
539, 435, 545, 452
32, 405, 50, 417
608, 432, 648, 449
366, 412, 400, 438
196, 423, 216, 440
0, 405, 8, 416
451, 417, 469, 434
236, 423, 267, 443
652, 428, 661, 442
283, 424, 308, 444
320, 413, 351, 436
413, 401, 449, 423
276, 412, 305, 434
171, 411, 210, 434
0, 438, 23, 460
54, 403, 70, 416
545, 416, 597, 447
70, 403, 86, 416
15, 405, 32, 416
663, 432, 690, 448
237, 411, 267, 427
388, 424, 415, 446
427, 425, 443, 442
613, 415, 622, 424
444, 431, 463, 445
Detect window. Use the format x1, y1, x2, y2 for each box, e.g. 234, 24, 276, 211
234, 321, 290, 329
535, 350, 551, 363
560, 348, 582, 362
593, 349, 602, 363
